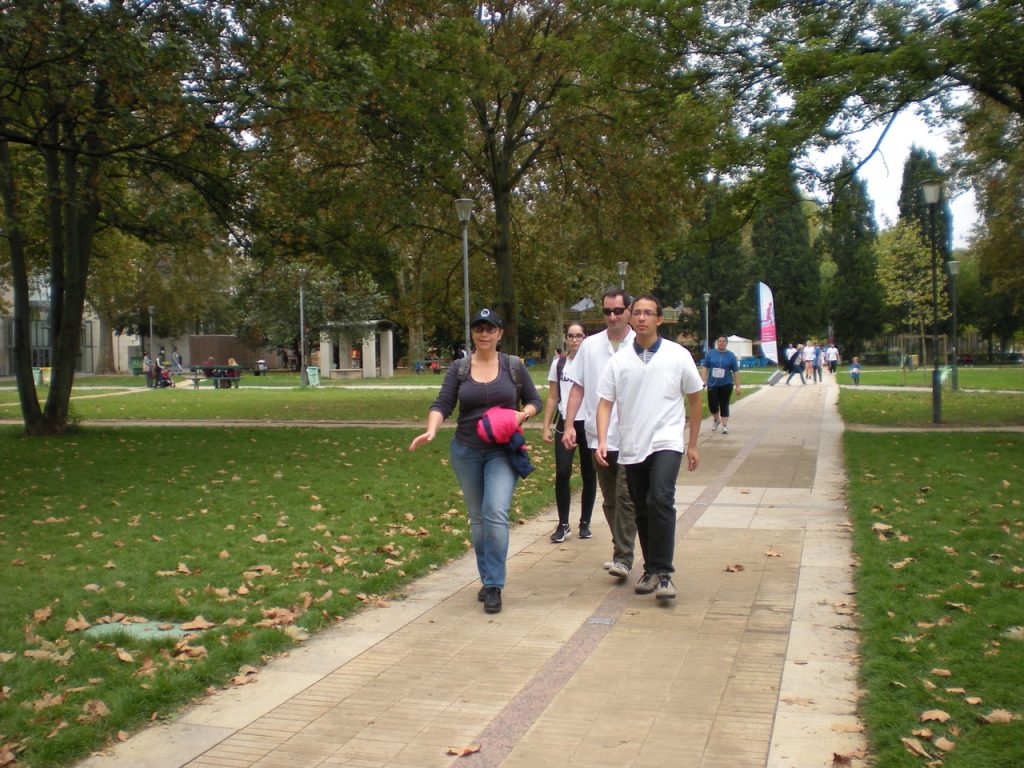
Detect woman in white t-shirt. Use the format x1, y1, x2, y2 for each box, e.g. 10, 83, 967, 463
541, 322, 597, 543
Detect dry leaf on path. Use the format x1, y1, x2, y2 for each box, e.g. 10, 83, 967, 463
446, 743, 481, 757
724, 563, 745, 572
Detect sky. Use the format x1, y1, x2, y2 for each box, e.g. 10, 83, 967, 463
811, 110, 977, 249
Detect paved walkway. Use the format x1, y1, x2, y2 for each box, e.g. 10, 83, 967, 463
77, 376, 865, 768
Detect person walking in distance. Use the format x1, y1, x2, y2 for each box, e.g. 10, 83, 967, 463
702, 335, 741, 435
785, 343, 806, 385
409, 308, 542, 614
595, 294, 704, 600
562, 288, 637, 580
825, 343, 840, 374
541, 323, 597, 543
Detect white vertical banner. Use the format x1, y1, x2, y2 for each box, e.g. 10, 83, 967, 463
758, 281, 778, 364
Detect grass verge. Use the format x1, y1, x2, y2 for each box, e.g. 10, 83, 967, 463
0, 426, 557, 767
837, 388, 1024, 427
845, 432, 1024, 766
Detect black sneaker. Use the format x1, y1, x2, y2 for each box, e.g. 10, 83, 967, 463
483, 586, 502, 613
578, 522, 592, 539
550, 523, 571, 543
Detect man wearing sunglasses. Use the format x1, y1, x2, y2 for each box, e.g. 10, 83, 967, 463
562, 288, 637, 580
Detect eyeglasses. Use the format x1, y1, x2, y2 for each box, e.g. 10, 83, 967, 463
566, 333, 585, 339
602, 307, 627, 316
630, 309, 658, 318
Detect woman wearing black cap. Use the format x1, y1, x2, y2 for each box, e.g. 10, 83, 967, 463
409, 308, 542, 614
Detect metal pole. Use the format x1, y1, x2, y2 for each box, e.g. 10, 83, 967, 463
299, 276, 307, 386
949, 262, 959, 391
703, 293, 711, 354
462, 220, 471, 358
929, 203, 941, 423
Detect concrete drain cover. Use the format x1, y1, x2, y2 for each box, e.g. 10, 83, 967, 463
587, 617, 615, 626
84, 621, 194, 640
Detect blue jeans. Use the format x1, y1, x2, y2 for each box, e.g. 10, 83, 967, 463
449, 438, 519, 589
625, 450, 682, 576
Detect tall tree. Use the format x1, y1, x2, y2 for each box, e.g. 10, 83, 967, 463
877, 221, 949, 365
822, 159, 883, 356
1, 1, 246, 435
751, 167, 821, 348
897, 147, 953, 265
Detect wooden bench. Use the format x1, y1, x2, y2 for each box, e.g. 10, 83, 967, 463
190, 366, 243, 389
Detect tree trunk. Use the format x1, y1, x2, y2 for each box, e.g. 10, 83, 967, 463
492, 184, 518, 355
96, 315, 116, 373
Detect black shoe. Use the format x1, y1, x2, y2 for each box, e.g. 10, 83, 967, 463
579, 522, 592, 539
477, 586, 487, 602
483, 586, 502, 613
550, 523, 571, 543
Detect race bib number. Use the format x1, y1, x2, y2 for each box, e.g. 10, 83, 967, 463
712, 367, 726, 379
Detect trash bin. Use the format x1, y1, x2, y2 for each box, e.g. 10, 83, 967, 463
909, 354, 919, 370
306, 366, 320, 387
40, 367, 51, 385
33, 367, 42, 385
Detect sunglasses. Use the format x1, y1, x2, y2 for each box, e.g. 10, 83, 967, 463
602, 307, 627, 316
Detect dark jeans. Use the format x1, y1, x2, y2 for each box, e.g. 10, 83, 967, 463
625, 450, 682, 576
554, 417, 597, 527
707, 384, 734, 418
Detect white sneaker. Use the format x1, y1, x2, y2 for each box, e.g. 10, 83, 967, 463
607, 561, 630, 579
722, 426, 729, 435
711, 420, 720, 432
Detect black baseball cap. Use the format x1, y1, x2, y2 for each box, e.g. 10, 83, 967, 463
471, 308, 502, 328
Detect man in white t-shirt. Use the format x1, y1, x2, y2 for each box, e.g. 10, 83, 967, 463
562, 288, 637, 579
595, 294, 703, 600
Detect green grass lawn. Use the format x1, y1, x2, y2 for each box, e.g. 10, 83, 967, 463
837, 388, 1024, 427
0, 425, 560, 767
845, 432, 1024, 767
837, 365, 1024, 390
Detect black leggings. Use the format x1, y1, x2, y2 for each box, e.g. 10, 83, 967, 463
554, 418, 597, 526
707, 384, 734, 418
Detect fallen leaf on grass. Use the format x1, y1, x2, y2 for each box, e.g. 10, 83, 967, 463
116, 648, 134, 663
901, 737, 932, 758
920, 710, 950, 723
79, 699, 110, 721
977, 709, 1017, 724
912, 727, 933, 739
64, 612, 90, 633
965, 696, 983, 705
181, 616, 215, 631
933, 736, 956, 752
446, 743, 481, 757
890, 557, 915, 569
930, 668, 952, 678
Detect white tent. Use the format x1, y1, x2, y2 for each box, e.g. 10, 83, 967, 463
727, 335, 753, 358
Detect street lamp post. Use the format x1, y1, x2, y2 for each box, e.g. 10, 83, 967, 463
617, 261, 628, 291
948, 259, 959, 392
703, 292, 711, 355
922, 179, 942, 424
147, 305, 155, 360
455, 199, 474, 357
298, 268, 307, 386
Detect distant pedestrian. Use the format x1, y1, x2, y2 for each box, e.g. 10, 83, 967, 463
562, 288, 637, 580
595, 294, 704, 601
811, 342, 823, 383
825, 344, 839, 374
541, 323, 596, 543
786, 344, 806, 385
702, 335, 741, 435
409, 308, 541, 614
849, 356, 861, 386
142, 352, 154, 388
171, 347, 184, 374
